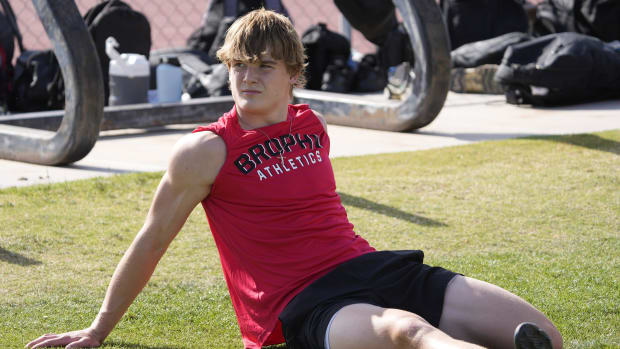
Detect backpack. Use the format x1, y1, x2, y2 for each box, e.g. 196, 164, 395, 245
180, 0, 287, 98
0, 0, 64, 113
0, 0, 21, 112
0, 12, 13, 112
83, 0, 151, 105
320, 57, 355, 93
351, 54, 388, 92
533, 0, 620, 42
9, 50, 64, 112
301, 23, 352, 91
187, 0, 288, 63
495, 33, 620, 106
439, 0, 528, 50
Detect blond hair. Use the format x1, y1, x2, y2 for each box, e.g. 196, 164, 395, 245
216, 8, 307, 89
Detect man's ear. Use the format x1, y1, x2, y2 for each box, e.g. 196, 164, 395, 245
289, 74, 298, 84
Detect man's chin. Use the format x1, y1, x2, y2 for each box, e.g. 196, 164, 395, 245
236, 101, 267, 115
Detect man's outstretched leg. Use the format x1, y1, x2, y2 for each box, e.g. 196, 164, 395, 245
439, 276, 563, 349
328, 303, 484, 349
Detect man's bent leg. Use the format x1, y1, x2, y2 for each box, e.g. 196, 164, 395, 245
328, 303, 484, 349
439, 275, 563, 349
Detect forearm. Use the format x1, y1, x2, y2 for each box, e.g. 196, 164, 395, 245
88, 230, 168, 340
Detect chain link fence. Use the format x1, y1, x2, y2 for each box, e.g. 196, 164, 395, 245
10, 0, 375, 56
9, 0, 545, 65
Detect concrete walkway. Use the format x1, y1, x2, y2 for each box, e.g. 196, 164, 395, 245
1, 92, 618, 189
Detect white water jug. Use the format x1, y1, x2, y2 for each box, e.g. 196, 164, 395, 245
106, 37, 150, 106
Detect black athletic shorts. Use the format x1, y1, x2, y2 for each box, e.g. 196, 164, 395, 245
278, 250, 459, 349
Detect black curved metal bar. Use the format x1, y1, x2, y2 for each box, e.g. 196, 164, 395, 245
0, 0, 103, 165
293, 0, 451, 132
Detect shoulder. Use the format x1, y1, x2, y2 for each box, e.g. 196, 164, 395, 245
311, 109, 328, 133
167, 131, 226, 188
290, 104, 328, 133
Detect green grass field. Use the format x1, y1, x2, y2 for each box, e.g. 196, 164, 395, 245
1, 130, 618, 348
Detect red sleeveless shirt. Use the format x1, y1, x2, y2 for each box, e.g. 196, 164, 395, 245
193, 104, 374, 348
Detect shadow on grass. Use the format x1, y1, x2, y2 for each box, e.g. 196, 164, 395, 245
414, 130, 532, 142
65, 163, 140, 175
338, 192, 447, 227
529, 133, 620, 156
0, 247, 41, 266
103, 341, 183, 349
98, 125, 194, 141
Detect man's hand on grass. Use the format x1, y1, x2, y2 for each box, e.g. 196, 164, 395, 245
25, 329, 102, 348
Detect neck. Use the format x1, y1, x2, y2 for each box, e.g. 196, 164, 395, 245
236, 103, 289, 130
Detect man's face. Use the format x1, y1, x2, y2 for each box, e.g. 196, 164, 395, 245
228, 51, 295, 117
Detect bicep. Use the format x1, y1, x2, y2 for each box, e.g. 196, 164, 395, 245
142, 172, 209, 245
139, 132, 223, 248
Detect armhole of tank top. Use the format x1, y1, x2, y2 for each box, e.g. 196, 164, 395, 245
306, 109, 330, 156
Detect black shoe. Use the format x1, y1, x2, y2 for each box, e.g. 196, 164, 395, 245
514, 322, 552, 349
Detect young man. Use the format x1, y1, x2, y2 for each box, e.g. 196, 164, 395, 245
26, 9, 562, 349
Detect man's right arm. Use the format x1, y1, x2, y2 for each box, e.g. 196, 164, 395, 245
26, 131, 226, 348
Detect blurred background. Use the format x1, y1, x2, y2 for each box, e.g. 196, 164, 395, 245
10, 0, 377, 55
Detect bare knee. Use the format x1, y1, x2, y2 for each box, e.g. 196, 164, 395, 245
387, 316, 435, 348
330, 304, 481, 349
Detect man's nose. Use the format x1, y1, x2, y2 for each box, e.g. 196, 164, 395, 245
243, 66, 258, 82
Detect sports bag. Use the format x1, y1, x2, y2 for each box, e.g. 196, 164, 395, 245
9, 50, 64, 112
83, 0, 151, 104
0, 0, 64, 113
0, 0, 22, 112
187, 0, 288, 63
495, 33, 620, 106
533, 0, 620, 42
351, 54, 388, 92
451, 32, 532, 68
183, 0, 286, 97
440, 0, 528, 50
0, 10, 14, 112
301, 23, 351, 91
